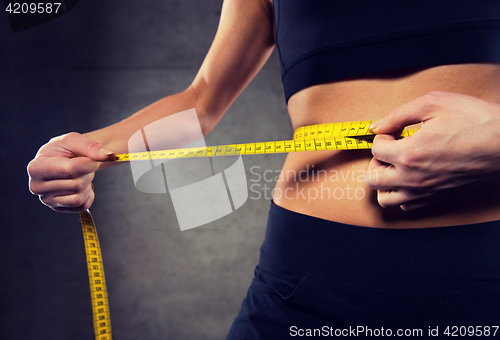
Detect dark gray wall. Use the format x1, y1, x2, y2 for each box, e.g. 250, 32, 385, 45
1, 1, 291, 339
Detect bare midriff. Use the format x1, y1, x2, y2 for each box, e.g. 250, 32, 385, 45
273, 63, 500, 228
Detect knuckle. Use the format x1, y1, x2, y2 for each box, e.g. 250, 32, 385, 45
69, 193, 86, 208
62, 131, 80, 141
426, 90, 446, 99
421, 91, 447, 110
364, 171, 379, 188
82, 192, 95, 211
425, 90, 447, 101
69, 178, 87, 193
385, 107, 399, 125
398, 152, 437, 189
52, 132, 80, 148
26, 159, 41, 178
48, 132, 70, 144
28, 181, 42, 195
398, 147, 423, 169
60, 161, 79, 179
84, 140, 102, 156
416, 176, 439, 189
47, 136, 59, 144
370, 142, 383, 159
398, 152, 413, 168
428, 90, 453, 98
58, 164, 73, 179
370, 136, 390, 158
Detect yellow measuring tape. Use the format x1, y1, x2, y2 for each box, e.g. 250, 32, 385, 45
80, 210, 112, 340
114, 120, 417, 161
78, 120, 417, 340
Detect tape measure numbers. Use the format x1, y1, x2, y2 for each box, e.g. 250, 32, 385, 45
80, 210, 112, 340
114, 120, 417, 162
78, 120, 418, 340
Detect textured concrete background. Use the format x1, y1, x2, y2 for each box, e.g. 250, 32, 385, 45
1, 1, 291, 339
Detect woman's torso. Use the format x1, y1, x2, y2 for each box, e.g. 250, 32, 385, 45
269, 0, 500, 228
274, 63, 500, 228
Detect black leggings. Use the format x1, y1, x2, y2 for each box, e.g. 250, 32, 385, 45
227, 201, 500, 339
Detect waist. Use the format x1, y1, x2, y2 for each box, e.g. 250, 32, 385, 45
275, 63, 500, 228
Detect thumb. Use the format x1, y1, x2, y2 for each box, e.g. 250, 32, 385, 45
56, 132, 116, 162
88, 145, 116, 162
369, 94, 437, 134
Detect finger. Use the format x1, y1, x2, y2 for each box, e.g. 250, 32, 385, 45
28, 156, 101, 182
365, 152, 407, 190
365, 158, 392, 190
30, 172, 95, 196
370, 133, 404, 166
370, 92, 443, 134
400, 201, 430, 211
40, 182, 94, 211
50, 191, 95, 213
377, 189, 432, 208
51, 132, 116, 162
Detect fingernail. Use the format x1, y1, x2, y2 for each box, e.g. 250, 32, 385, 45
369, 119, 382, 132
98, 148, 115, 157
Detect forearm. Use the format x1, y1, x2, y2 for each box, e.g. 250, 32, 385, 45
85, 87, 203, 151
82, 86, 221, 171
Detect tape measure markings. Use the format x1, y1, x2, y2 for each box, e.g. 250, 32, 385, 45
80, 210, 112, 340
115, 121, 418, 162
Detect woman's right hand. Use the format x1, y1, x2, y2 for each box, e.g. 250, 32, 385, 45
27, 132, 116, 213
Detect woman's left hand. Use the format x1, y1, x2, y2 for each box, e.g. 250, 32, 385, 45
365, 91, 500, 211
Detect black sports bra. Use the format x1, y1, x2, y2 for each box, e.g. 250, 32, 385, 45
273, 0, 500, 102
